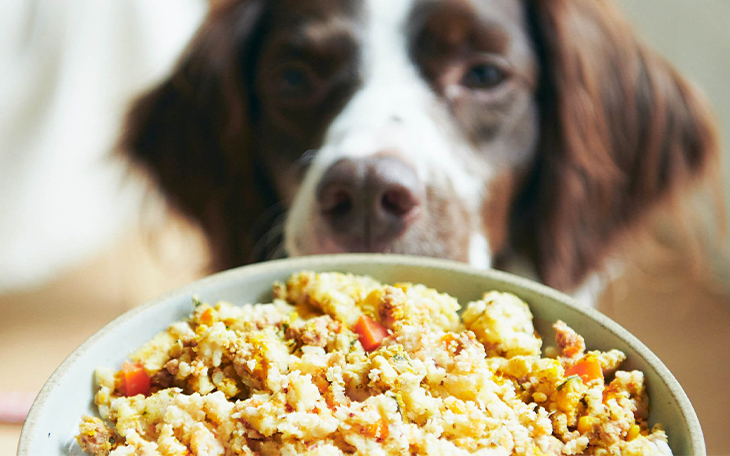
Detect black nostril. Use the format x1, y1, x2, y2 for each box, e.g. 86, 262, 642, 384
381, 187, 418, 217
319, 187, 353, 216
316, 158, 363, 219
327, 189, 353, 216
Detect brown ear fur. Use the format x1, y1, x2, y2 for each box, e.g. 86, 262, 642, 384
122, 0, 271, 269
517, 0, 721, 291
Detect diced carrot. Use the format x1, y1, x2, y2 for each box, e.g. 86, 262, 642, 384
199, 307, 214, 326
378, 417, 390, 441
361, 419, 389, 441
565, 358, 603, 385
120, 362, 151, 397
441, 333, 456, 345
353, 315, 389, 352
362, 422, 378, 438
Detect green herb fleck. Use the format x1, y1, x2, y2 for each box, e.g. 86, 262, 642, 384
557, 375, 581, 391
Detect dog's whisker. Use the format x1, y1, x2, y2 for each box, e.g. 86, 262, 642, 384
249, 211, 287, 263
268, 241, 288, 261
295, 149, 318, 168
250, 233, 281, 263
269, 211, 289, 230
249, 202, 285, 239
250, 224, 283, 255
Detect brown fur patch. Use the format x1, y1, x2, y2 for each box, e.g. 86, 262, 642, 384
120, 0, 721, 295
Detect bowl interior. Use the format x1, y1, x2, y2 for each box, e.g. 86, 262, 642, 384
18, 254, 704, 455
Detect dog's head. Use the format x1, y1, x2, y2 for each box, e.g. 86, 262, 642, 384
124, 0, 718, 292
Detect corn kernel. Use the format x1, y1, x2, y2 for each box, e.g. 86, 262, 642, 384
449, 400, 466, 414
578, 416, 598, 434
363, 289, 384, 311
627, 424, 641, 441
533, 392, 548, 403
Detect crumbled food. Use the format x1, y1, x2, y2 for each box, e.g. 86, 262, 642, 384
77, 271, 671, 455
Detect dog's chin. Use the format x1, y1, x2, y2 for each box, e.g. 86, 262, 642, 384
283, 230, 494, 271
284, 210, 494, 265
285, 233, 400, 258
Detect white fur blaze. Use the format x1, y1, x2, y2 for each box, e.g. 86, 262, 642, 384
284, 0, 492, 265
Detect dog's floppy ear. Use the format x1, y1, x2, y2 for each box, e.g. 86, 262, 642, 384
122, 0, 269, 268
518, 0, 720, 291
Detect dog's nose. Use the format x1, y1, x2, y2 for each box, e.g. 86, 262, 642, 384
316, 156, 424, 250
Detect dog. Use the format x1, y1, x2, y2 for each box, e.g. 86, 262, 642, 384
122, 0, 719, 301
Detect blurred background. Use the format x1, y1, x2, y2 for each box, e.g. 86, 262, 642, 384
1, 0, 729, 453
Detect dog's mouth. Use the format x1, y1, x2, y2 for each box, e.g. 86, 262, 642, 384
284, 212, 487, 268
291, 226, 409, 256
285, 213, 415, 258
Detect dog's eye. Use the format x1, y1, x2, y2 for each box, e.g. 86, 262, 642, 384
276, 64, 317, 100
461, 63, 506, 90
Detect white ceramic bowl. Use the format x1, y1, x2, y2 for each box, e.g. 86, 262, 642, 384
18, 254, 705, 455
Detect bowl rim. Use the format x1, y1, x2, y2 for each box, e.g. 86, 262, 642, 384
18, 254, 705, 455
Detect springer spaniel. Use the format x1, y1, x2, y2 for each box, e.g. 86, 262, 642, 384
123, 0, 719, 300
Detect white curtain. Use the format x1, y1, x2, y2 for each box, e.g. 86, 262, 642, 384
0, 0, 206, 292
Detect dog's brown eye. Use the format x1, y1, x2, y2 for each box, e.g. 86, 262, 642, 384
461, 63, 506, 90
276, 64, 317, 100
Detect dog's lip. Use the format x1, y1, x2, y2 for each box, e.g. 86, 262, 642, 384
314, 238, 394, 255
294, 229, 403, 257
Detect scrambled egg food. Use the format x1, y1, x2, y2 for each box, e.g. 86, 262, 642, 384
77, 272, 671, 455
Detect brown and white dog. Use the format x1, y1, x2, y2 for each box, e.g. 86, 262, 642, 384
123, 0, 719, 301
